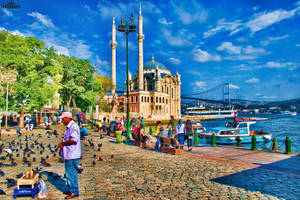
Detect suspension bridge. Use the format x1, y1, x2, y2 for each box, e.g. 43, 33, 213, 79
115, 83, 244, 106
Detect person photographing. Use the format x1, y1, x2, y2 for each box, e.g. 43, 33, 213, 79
58, 112, 81, 199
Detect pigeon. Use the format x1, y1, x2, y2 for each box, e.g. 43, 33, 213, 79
0, 170, 5, 177
32, 157, 36, 162
16, 173, 23, 179
32, 166, 42, 173
97, 148, 101, 151
92, 161, 96, 166
98, 156, 103, 161
0, 189, 6, 195
93, 154, 96, 159
98, 143, 103, 148
111, 155, 114, 159
6, 178, 17, 188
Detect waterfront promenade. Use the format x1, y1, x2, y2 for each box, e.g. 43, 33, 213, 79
0, 125, 299, 199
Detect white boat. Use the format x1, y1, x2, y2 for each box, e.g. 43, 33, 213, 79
281, 111, 297, 116
183, 106, 237, 119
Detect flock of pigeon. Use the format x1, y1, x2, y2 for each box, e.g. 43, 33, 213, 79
0, 127, 107, 195
0, 128, 106, 196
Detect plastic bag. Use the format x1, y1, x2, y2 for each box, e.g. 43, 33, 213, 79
37, 180, 48, 199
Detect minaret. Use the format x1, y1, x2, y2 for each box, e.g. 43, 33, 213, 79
110, 17, 117, 96
137, 3, 144, 90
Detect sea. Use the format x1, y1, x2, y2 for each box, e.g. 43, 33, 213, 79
199, 113, 300, 152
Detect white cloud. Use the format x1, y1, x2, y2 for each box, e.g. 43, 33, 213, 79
187, 70, 202, 76
243, 45, 266, 54
193, 49, 221, 63
203, 3, 300, 37
120, 61, 126, 65
265, 61, 299, 71
296, 44, 300, 47
72, 41, 92, 59
2, 9, 13, 17
162, 29, 192, 47
217, 42, 241, 54
97, 1, 161, 20
245, 77, 260, 83
246, 7, 300, 34
27, 12, 56, 28
168, 57, 181, 65
262, 95, 277, 99
158, 18, 173, 25
260, 34, 289, 46
203, 18, 242, 38
194, 81, 206, 90
229, 84, 240, 89
0, 27, 24, 37
218, 42, 266, 60
171, 0, 207, 25
96, 55, 109, 76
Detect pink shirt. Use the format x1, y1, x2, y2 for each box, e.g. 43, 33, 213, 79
62, 120, 81, 160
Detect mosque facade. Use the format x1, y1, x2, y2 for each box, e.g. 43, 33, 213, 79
108, 5, 181, 120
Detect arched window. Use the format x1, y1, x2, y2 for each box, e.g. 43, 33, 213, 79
136, 96, 138, 102
172, 88, 174, 98
131, 96, 133, 103
151, 97, 153, 103
162, 86, 164, 92
167, 87, 169, 94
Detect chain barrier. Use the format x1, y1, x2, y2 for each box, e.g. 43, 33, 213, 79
277, 141, 286, 150
291, 143, 300, 153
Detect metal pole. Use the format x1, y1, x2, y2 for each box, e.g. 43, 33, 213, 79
90, 68, 94, 129
126, 32, 130, 140
5, 83, 8, 129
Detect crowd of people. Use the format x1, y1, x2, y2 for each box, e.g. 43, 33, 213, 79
87, 115, 196, 152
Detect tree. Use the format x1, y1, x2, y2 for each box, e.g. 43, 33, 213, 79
0, 66, 17, 128
59, 56, 93, 112
0, 31, 62, 127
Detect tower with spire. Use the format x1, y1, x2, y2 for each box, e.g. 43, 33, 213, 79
137, 3, 144, 90
105, 3, 181, 120
110, 17, 117, 96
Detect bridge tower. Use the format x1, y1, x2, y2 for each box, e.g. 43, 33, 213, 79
223, 83, 231, 107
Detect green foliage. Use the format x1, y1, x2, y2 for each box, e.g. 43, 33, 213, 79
0, 31, 110, 113
0, 31, 62, 112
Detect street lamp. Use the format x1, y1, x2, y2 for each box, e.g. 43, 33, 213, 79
118, 14, 136, 141
90, 65, 95, 128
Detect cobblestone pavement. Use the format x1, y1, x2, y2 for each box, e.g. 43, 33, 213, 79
0, 125, 297, 199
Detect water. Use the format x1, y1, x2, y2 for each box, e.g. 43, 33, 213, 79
199, 113, 300, 152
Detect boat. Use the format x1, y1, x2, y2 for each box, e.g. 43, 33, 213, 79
183, 106, 237, 119
281, 111, 297, 116
191, 120, 206, 133
198, 121, 272, 144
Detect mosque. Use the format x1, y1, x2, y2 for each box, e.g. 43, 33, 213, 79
106, 5, 181, 120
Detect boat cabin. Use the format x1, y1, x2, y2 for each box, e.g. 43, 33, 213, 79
210, 121, 256, 136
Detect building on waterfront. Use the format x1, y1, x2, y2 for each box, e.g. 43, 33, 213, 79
105, 4, 181, 120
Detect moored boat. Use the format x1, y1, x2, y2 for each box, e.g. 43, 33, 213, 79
198, 121, 272, 144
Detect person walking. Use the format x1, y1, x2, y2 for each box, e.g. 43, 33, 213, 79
176, 119, 185, 149
154, 121, 161, 150
185, 120, 194, 151
58, 112, 81, 199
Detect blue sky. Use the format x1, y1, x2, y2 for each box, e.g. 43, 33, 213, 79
1, 0, 300, 101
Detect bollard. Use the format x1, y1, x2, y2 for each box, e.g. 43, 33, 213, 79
115, 130, 123, 144
285, 137, 291, 154
194, 129, 199, 146
149, 127, 153, 136
251, 135, 257, 151
211, 134, 216, 147
272, 138, 278, 151
168, 129, 172, 138
236, 136, 241, 147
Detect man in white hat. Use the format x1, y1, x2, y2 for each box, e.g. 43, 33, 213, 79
58, 112, 81, 199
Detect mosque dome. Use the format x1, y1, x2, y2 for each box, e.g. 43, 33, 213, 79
144, 55, 167, 70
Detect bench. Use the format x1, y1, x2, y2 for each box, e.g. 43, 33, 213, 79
131, 132, 147, 147
158, 136, 182, 155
